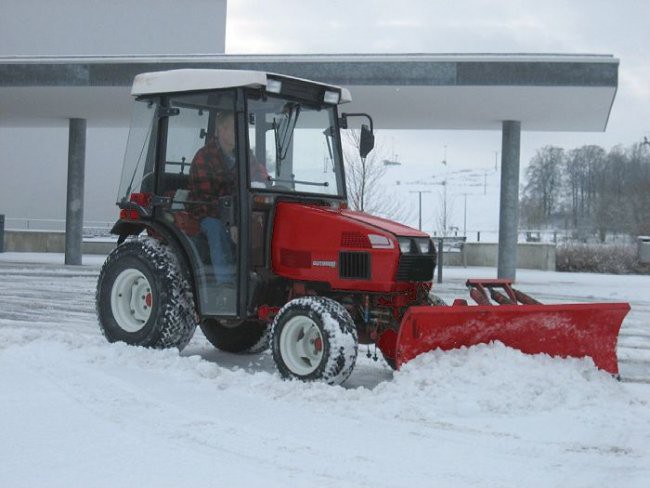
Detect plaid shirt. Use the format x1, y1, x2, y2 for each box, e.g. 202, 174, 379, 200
188, 138, 235, 220
188, 138, 269, 220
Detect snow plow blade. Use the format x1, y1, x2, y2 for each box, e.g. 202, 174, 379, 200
395, 280, 630, 375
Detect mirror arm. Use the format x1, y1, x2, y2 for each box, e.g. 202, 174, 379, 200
339, 112, 374, 132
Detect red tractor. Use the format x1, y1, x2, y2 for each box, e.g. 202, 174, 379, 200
96, 69, 629, 385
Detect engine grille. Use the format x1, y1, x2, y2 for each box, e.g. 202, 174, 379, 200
396, 255, 436, 282
339, 252, 371, 280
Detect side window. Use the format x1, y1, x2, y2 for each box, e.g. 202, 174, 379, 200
158, 102, 208, 196
248, 111, 276, 178
117, 99, 157, 203
165, 107, 206, 177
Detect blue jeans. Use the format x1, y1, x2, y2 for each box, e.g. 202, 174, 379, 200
200, 217, 235, 284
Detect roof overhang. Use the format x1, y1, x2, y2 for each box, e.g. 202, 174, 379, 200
0, 53, 618, 130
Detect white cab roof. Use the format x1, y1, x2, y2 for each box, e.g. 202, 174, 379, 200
131, 68, 352, 103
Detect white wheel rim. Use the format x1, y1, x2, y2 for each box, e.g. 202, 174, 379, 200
110, 269, 153, 333
279, 315, 325, 376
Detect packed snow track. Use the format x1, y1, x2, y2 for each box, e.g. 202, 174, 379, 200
1, 255, 649, 487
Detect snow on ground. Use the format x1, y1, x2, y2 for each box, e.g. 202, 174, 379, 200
1, 253, 649, 487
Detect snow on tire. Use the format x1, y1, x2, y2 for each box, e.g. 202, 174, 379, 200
271, 296, 358, 385
96, 237, 197, 350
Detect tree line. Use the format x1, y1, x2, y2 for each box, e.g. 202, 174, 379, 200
520, 142, 650, 241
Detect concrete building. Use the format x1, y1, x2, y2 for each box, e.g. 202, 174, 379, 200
0, 1, 618, 277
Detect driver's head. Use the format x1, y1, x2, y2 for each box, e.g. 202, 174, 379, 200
215, 111, 235, 154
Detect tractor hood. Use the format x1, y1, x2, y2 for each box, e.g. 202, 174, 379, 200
271, 202, 434, 293
340, 209, 428, 238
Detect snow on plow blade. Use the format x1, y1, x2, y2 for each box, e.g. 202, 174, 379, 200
395, 280, 630, 375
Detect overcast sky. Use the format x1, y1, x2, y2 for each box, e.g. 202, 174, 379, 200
226, 0, 650, 163
224, 0, 649, 232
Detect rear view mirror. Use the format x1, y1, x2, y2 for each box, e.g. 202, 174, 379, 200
359, 124, 375, 159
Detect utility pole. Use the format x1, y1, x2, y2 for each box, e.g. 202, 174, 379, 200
463, 193, 467, 237
410, 190, 431, 230
441, 181, 447, 235
442, 145, 449, 236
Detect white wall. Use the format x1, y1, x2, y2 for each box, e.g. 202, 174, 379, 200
0, 123, 129, 227
0, 0, 227, 56
0, 0, 228, 229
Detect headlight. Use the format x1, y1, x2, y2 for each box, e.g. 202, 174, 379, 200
323, 90, 340, 104
398, 237, 414, 254
416, 237, 433, 254
266, 79, 282, 94
368, 234, 394, 249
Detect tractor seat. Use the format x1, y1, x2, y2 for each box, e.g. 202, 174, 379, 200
168, 189, 237, 267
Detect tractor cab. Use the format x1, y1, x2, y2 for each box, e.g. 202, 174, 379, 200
114, 69, 368, 319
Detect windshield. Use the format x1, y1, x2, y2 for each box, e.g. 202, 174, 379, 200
247, 95, 345, 197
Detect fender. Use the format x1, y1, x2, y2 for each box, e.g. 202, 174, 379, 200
109, 218, 202, 315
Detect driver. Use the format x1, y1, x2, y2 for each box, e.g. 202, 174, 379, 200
188, 110, 267, 287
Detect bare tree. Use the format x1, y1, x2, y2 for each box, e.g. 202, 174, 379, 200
565, 145, 605, 235
520, 146, 564, 227
520, 140, 650, 241
625, 142, 650, 235
433, 188, 456, 236
342, 130, 412, 222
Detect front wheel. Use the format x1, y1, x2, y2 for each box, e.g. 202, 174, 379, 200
271, 297, 358, 385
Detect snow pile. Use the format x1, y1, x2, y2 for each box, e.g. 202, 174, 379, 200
2, 329, 649, 487
6, 330, 637, 422
382, 342, 624, 417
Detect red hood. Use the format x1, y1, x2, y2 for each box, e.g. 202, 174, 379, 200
340, 209, 428, 237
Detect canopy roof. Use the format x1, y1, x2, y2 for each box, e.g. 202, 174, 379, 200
0, 53, 618, 130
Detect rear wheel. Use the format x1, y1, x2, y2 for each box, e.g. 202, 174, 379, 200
271, 297, 358, 385
200, 319, 270, 354
96, 237, 197, 350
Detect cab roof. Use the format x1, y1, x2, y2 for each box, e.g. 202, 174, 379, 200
131, 68, 352, 103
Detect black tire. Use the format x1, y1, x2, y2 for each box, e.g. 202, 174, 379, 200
200, 319, 270, 354
271, 297, 358, 385
96, 237, 197, 350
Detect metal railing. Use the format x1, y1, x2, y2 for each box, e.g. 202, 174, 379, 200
432, 229, 636, 245
4, 217, 114, 237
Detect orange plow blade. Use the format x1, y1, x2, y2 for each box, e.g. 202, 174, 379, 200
395, 280, 630, 375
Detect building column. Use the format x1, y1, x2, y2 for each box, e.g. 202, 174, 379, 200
497, 120, 521, 280
65, 118, 86, 265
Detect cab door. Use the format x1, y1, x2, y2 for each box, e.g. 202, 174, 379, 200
157, 90, 243, 317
